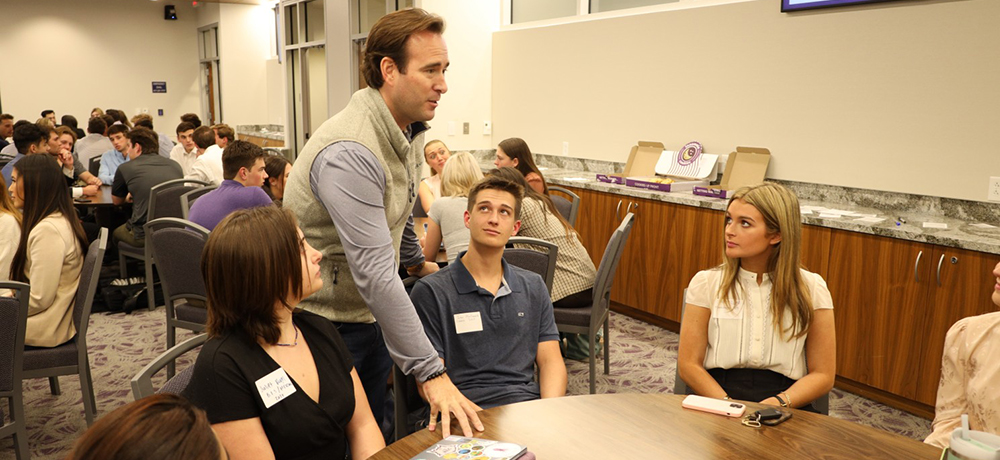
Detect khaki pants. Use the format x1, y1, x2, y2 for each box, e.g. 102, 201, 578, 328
113, 223, 144, 248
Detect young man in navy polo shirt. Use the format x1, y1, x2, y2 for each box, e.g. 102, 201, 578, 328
410, 176, 566, 414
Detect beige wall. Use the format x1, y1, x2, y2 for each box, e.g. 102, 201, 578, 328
1, 0, 201, 134
420, 0, 501, 151
492, 0, 1000, 202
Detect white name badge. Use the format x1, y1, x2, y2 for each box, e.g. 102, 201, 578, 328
454, 311, 484, 335
255, 368, 297, 409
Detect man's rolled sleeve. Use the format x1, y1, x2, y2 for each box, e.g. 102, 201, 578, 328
310, 141, 443, 381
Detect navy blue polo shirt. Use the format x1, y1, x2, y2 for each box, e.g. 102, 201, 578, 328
410, 252, 560, 409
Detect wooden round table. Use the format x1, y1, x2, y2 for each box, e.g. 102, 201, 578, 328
373, 393, 941, 459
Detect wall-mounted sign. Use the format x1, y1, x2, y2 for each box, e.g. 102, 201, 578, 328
152, 81, 167, 93
782, 0, 912, 12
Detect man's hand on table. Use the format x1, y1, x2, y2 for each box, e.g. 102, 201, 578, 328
418, 373, 484, 438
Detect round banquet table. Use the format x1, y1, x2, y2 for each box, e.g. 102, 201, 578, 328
372, 393, 941, 459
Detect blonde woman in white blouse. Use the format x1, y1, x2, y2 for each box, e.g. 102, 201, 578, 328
0, 173, 20, 281
678, 183, 836, 412
924, 261, 1000, 448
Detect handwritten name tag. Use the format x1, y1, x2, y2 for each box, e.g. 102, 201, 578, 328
255, 368, 297, 409
454, 312, 484, 334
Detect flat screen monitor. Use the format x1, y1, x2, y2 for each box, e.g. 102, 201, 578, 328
782, 0, 905, 12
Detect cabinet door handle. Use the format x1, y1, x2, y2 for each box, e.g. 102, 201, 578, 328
630, 202, 638, 214
914, 250, 923, 282
936, 254, 946, 286
615, 200, 623, 221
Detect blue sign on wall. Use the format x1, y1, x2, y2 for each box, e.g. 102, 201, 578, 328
152, 81, 167, 93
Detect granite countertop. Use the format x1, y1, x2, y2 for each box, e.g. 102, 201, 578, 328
236, 124, 284, 141
465, 150, 1000, 255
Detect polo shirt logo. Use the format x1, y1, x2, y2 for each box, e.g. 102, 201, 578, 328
518, 312, 525, 317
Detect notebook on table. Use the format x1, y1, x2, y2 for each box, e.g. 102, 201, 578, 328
410, 435, 531, 460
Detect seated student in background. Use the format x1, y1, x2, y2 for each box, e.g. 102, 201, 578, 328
490, 167, 597, 360
67, 393, 224, 460
61, 114, 85, 140
0, 113, 13, 153
418, 139, 451, 213
493, 137, 547, 195
106, 109, 131, 128
184, 206, 384, 460
90, 108, 104, 119
424, 152, 483, 264
169, 122, 199, 176
189, 140, 273, 231
7, 155, 88, 347
54, 126, 101, 197
262, 154, 291, 206
74, 116, 113, 167
131, 113, 175, 160
110, 127, 183, 247
410, 176, 567, 410
924, 261, 1000, 448
181, 112, 202, 128
98, 124, 132, 184
0, 174, 20, 282
2, 122, 47, 185
678, 183, 835, 413
186, 126, 223, 185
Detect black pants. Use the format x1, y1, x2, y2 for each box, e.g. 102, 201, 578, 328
706, 368, 819, 413
553, 288, 592, 308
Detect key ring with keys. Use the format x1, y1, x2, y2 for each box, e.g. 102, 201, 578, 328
742, 413, 762, 428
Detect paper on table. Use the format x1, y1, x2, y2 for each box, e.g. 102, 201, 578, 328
854, 216, 886, 224
923, 222, 948, 229
801, 209, 813, 215
562, 177, 590, 182
818, 213, 842, 219
971, 223, 998, 229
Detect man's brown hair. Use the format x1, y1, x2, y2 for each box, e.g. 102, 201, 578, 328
56, 125, 77, 144
211, 123, 234, 142
192, 126, 215, 149
106, 123, 129, 138
126, 127, 159, 155
131, 113, 154, 130
222, 140, 266, 180
87, 116, 107, 135
361, 8, 445, 89
180, 113, 201, 128
0, 114, 13, 122
175, 121, 195, 135
467, 174, 523, 220
203, 207, 306, 345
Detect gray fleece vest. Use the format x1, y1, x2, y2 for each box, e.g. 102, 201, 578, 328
284, 87, 426, 323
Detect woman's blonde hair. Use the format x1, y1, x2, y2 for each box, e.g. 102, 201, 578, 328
440, 152, 483, 197
717, 182, 813, 339
0, 174, 21, 226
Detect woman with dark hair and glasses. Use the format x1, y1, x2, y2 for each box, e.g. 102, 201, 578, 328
6, 154, 88, 348
68, 394, 227, 460
184, 206, 384, 460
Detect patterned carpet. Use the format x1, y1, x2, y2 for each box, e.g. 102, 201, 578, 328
0, 310, 931, 459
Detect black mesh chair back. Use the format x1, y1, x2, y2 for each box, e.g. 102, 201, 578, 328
88, 156, 101, 177
145, 218, 211, 377
505, 237, 559, 295
0, 281, 29, 459
180, 185, 219, 220
552, 213, 635, 394
151, 178, 211, 221
548, 186, 581, 227
131, 333, 208, 400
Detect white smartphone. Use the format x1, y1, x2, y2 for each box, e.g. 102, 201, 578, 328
682, 394, 747, 417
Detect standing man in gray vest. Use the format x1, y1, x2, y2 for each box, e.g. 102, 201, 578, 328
283, 8, 484, 438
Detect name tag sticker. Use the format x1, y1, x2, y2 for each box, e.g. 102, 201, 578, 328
255, 368, 297, 409
454, 312, 484, 334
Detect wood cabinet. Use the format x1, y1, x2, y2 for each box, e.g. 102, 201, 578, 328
560, 184, 999, 415
824, 229, 998, 407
